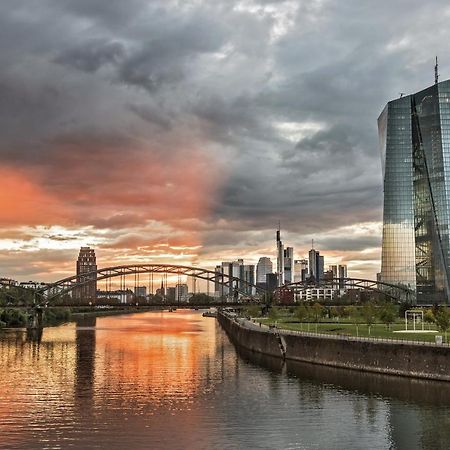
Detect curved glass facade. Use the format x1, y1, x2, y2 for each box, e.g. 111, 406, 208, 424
379, 80, 450, 304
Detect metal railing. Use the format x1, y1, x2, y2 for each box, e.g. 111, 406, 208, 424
220, 312, 450, 348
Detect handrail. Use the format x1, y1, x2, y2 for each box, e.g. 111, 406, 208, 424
219, 312, 450, 348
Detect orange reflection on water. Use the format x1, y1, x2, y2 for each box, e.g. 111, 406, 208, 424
93, 311, 217, 407
0, 311, 222, 449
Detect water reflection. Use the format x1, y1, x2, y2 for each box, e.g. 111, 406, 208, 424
234, 341, 450, 449
0, 311, 449, 450
75, 316, 96, 409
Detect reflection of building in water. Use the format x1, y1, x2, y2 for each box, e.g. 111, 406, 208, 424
75, 316, 97, 405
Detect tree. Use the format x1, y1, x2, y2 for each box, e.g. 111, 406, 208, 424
268, 306, 279, 323
0, 308, 27, 327
244, 305, 260, 319
379, 303, 397, 330
424, 309, 435, 330
399, 301, 413, 318
335, 306, 348, 322
347, 306, 363, 337
434, 307, 450, 342
295, 305, 309, 330
310, 303, 324, 332
362, 303, 377, 335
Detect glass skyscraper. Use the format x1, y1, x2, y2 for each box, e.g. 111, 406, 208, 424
378, 79, 450, 304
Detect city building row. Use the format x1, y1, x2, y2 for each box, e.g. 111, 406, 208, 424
213, 229, 348, 301
2, 243, 348, 304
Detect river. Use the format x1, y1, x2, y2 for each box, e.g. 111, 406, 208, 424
0, 310, 449, 449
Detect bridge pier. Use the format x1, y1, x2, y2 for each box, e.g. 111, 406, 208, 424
26, 326, 43, 343
27, 307, 44, 330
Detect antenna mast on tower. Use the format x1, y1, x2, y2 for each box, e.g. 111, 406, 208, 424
435, 56, 439, 85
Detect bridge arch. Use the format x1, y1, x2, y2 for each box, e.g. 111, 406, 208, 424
38, 264, 267, 304
275, 277, 415, 303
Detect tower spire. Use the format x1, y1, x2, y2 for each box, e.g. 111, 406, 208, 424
435, 56, 439, 85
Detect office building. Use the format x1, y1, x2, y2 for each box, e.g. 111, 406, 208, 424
309, 247, 324, 281
284, 247, 294, 284
378, 77, 450, 304
241, 264, 256, 295
266, 273, 278, 292
295, 287, 336, 302
175, 283, 189, 303
330, 264, 348, 279
318, 255, 324, 281
74, 247, 97, 301
256, 257, 273, 285
338, 265, 348, 279
215, 260, 252, 299
276, 227, 284, 286
135, 286, 147, 298
167, 286, 176, 302
214, 264, 222, 297
294, 259, 309, 282
97, 289, 132, 304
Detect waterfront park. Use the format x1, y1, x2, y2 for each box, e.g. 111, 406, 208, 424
243, 302, 450, 343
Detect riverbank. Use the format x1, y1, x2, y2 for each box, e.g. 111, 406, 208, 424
71, 306, 160, 319
218, 310, 450, 382
0, 306, 166, 329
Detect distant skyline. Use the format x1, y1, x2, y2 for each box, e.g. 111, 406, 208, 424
1, 0, 450, 282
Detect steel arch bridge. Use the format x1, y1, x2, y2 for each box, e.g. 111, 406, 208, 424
37, 263, 267, 304
275, 278, 415, 303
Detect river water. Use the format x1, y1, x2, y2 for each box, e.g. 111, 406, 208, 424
0, 310, 449, 450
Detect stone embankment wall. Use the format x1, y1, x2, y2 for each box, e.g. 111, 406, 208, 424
218, 311, 450, 382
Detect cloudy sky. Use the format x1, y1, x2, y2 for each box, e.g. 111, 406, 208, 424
0, 0, 449, 283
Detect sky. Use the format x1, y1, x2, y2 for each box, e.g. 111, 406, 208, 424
1, 0, 450, 283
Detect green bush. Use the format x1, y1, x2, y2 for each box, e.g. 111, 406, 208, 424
0, 309, 28, 327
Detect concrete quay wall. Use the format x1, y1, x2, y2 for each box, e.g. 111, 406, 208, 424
218, 312, 450, 382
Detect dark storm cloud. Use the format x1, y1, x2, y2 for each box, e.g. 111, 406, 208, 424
1, 0, 450, 278
53, 39, 125, 73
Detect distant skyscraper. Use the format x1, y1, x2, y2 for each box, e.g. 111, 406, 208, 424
75, 247, 97, 301
308, 244, 325, 281
338, 265, 348, 279
378, 78, 450, 304
167, 286, 176, 302
276, 227, 284, 286
215, 260, 249, 300
241, 264, 256, 295
330, 264, 347, 278
308, 247, 319, 280
266, 273, 278, 292
330, 265, 338, 278
175, 283, 189, 303
256, 257, 273, 284
284, 247, 294, 283
222, 261, 231, 297
214, 264, 222, 297
135, 286, 147, 298
318, 255, 324, 281
294, 259, 308, 282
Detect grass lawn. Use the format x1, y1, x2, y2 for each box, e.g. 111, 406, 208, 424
257, 318, 444, 343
